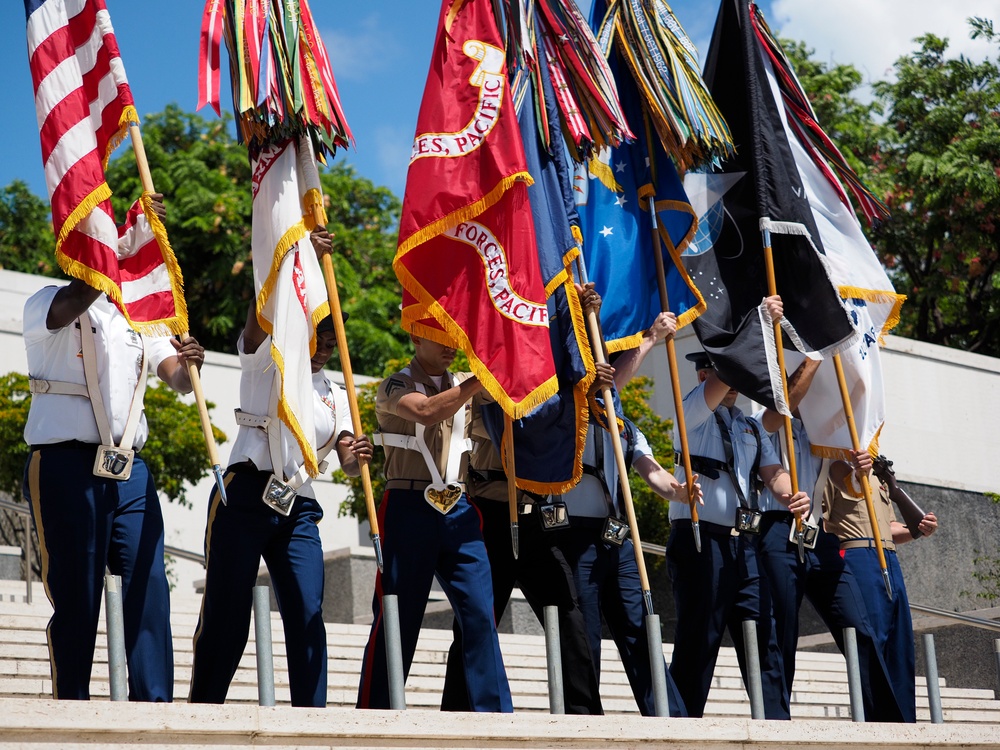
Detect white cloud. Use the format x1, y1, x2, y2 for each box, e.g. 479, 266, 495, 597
770, 0, 996, 83
323, 15, 399, 82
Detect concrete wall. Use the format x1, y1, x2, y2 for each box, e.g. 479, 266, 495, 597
0, 268, 370, 597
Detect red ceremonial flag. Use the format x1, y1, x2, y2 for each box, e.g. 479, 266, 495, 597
395, 0, 557, 417
25, 0, 187, 335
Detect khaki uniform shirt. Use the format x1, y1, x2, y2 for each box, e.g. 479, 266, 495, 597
376, 357, 473, 482
823, 469, 897, 551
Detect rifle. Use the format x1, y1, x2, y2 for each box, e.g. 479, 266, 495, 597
872, 455, 927, 539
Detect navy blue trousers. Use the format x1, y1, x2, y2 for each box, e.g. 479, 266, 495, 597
757, 513, 904, 721
441, 498, 604, 714
667, 520, 788, 719
559, 520, 687, 717
844, 548, 915, 722
357, 488, 512, 712
23, 444, 173, 701
189, 467, 328, 707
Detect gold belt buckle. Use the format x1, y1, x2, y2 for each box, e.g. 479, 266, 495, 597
424, 481, 463, 514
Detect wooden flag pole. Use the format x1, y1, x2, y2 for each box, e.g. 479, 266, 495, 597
761, 229, 806, 563
127, 122, 227, 503
317, 246, 384, 573
832, 354, 893, 599
647, 197, 701, 553
504, 414, 519, 559
581, 304, 655, 612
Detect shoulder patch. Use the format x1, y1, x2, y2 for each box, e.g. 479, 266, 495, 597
385, 378, 407, 397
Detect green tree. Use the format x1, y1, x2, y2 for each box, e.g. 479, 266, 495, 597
868, 20, 1000, 355
102, 104, 409, 372
0, 371, 226, 578
784, 20, 1000, 356
0, 181, 57, 276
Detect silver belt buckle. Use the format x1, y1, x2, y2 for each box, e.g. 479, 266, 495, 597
424, 481, 463, 514
789, 520, 821, 549
262, 474, 296, 516
538, 502, 569, 530
601, 516, 630, 546
92, 445, 134, 480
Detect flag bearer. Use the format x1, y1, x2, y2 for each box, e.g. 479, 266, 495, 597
22, 197, 205, 700
357, 336, 512, 711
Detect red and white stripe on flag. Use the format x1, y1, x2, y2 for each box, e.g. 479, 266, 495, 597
26, 0, 187, 335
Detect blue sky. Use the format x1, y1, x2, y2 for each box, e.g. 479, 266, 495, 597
2, 0, 993, 201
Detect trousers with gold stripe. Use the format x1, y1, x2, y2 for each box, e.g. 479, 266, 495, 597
23, 442, 173, 701
189, 465, 327, 707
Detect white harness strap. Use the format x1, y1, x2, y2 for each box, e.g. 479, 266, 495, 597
372, 375, 472, 485
233, 376, 336, 491
30, 314, 147, 451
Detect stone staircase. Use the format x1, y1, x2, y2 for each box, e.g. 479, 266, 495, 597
2, 582, 999, 748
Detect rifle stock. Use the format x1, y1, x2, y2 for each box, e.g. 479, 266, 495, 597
873, 455, 926, 539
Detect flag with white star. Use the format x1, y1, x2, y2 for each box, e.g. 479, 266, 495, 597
573, 17, 704, 354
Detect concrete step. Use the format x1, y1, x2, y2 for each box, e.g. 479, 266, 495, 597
2, 597, 998, 723
1, 698, 998, 750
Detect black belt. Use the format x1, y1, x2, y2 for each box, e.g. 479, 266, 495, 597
761, 510, 794, 524
680, 454, 728, 480
468, 468, 507, 484
672, 518, 736, 537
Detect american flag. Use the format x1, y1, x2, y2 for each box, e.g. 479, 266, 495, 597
25, 0, 187, 335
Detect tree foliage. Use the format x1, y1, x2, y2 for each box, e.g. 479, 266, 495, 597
0, 181, 58, 276
0, 104, 409, 375
0, 371, 226, 578
869, 20, 1000, 354
784, 19, 1000, 356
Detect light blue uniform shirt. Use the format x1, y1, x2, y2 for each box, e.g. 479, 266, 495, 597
670, 381, 779, 527
562, 422, 652, 519
752, 413, 821, 514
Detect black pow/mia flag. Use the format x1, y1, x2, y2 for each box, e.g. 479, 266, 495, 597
681, 0, 855, 412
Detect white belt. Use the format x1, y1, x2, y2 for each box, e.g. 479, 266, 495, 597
373, 432, 473, 454
233, 405, 333, 491
372, 380, 470, 488
29, 379, 89, 397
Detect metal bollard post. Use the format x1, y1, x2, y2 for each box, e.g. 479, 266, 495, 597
645, 614, 670, 717
24, 516, 33, 605
382, 594, 406, 709
741, 619, 765, 719
253, 585, 275, 707
104, 574, 127, 701
923, 633, 944, 724
995, 640, 1000, 702
543, 606, 565, 714
843, 627, 865, 722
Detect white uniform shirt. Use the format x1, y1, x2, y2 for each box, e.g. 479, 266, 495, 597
752, 413, 821, 513
23, 286, 174, 450
227, 332, 350, 498
561, 422, 652, 519
670, 381, 779, 526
